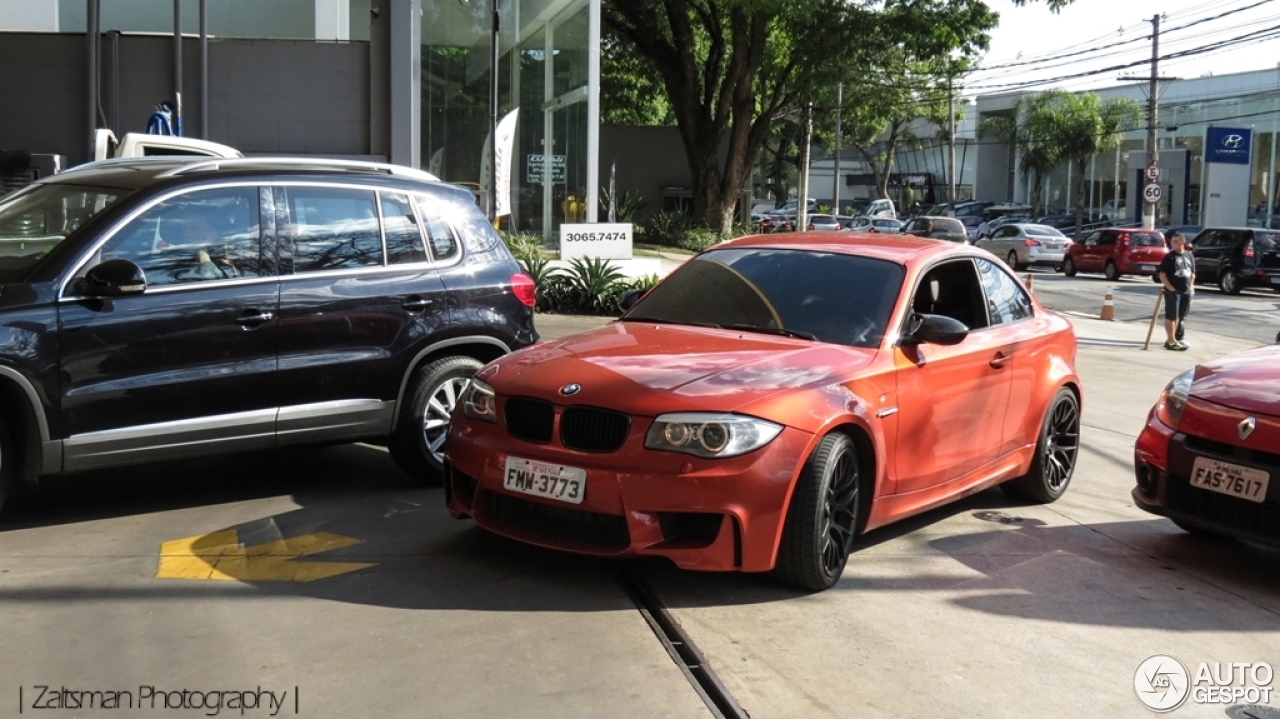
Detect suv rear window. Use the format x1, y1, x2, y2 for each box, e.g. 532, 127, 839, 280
1255, 232, 1278, 251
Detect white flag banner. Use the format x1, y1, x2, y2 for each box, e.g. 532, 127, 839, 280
494, 109, 519, 217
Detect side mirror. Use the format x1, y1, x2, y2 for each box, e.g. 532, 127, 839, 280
618, 287, 646, 313
79, 259, 147, 297
901, 313, 968, 346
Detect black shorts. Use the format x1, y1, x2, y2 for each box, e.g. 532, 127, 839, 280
1164, 290, 1191, 322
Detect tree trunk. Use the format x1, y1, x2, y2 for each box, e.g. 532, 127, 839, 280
1073, 160, 1089, 241
1030, 174, 1045, 222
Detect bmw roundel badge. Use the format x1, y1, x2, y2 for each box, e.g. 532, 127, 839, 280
560, 383, 582, 396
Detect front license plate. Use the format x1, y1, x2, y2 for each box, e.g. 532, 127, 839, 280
503, 457, 586, 504
1140, 264, 1157, 271
1190, 456, 1270, 503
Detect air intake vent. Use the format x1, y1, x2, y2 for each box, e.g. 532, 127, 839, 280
504, 397, 554, 443
561, 407, 631, 452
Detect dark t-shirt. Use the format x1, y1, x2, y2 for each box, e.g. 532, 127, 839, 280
1158, 251, 1195, 293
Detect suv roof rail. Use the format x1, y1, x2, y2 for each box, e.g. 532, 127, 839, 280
157, 157, 441, 182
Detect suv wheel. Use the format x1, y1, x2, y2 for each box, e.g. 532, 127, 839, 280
1218, 268, 1242, 295
390, 356, 484, 484
1103, 261, 1120, 281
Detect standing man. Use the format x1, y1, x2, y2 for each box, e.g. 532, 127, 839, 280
976, 217, 991, 240
1157, 232, 1195, 351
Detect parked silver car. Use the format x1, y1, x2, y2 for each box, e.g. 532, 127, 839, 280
804, 213, 842, 231
977, 223, 1072, 270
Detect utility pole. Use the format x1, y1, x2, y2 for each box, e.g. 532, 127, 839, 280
948, 72, 956, 210
1143, 13, 1159, 230
833, 83, 842, 215
798, 102, 813, 232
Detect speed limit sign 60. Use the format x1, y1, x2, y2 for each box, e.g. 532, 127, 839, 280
1143, 182, 1163, 204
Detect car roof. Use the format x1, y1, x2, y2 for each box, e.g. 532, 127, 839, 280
38, 156, 445, 192
719, 232, 972, 264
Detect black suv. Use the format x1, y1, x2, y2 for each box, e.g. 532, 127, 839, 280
0, 157, 538, 512
1188, 227, 1280, 294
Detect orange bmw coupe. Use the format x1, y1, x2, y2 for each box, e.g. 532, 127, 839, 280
444, 233, 1081, 590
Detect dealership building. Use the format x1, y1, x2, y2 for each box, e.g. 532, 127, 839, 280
0, 0, 604, 238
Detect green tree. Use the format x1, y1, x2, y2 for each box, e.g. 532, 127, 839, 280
979, 90, 1067, 221
603, 0, 1069, 232
601, 35, 676, 126
1053, 91, 1143, 237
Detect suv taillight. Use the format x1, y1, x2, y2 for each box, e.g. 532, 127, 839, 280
1118, 233, 1130, 245
511, 273, 537, 307
1244, 240, 1255, 259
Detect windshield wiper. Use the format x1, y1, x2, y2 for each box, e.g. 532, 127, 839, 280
721, 324, 817, 340
619, 316, 723, 329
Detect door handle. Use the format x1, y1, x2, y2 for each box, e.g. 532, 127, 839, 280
235, 310, 275, 326
990, 351, 1011, 369
402, 297, 433, 312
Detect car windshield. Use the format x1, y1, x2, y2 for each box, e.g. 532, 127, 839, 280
621, 247, 904, 348
0, 183, 126, 278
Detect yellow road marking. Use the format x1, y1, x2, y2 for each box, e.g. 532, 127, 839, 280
157, 530, 374, 582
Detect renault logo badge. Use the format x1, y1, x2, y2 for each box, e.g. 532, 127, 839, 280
1238, 417, 1257, 441
560, 383, 581, 396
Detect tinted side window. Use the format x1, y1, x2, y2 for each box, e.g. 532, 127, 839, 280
912, 259, 989, 330
96, 187, 262, 287
977, 258, 1033, 326
381, 192, 426, 265
284, 186, 381, 273
413, 194, 460, 261
1098, 233, 1116, 246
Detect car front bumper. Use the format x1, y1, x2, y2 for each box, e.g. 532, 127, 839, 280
444, 420, 816, 573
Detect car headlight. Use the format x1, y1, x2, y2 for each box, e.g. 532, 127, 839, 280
461, 378, 496, 423
644, 412, 783, 458
1155, 369, 1194, 429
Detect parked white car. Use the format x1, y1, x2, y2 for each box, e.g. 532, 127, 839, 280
92, 129, 242, 162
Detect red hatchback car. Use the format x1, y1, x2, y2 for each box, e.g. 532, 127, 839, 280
1063, 227, 1167, 280
1133, 343, 1280, 545
444, 234, 1082, 590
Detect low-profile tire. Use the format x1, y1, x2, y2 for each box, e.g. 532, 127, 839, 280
1006, 250, 1025, 272
776, 433, 861, 592
1171, 518, 1233, 540
1104, 260, 1121, 281
390, 355, 484, 484
1001, 387, 1079, 504
1218, 268, 1242, 295
1062, 256, 1077, 277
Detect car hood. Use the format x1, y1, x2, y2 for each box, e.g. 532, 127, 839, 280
481, 322, 877, 419
1191, 344, 1280, 417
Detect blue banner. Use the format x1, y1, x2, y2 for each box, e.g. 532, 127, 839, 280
1205, 126, 1251, 165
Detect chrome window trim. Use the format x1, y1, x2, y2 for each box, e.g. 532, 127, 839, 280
59, 179, 269, 298
60, 274, 281, 302
409, 191, 465, 268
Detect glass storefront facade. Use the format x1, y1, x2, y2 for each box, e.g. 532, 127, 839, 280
423, 0, 594, 240
1001, 85, 1280, 227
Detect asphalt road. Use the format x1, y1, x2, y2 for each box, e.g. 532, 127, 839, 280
1, 307, 1277, 719
1022, 267, 1280, 346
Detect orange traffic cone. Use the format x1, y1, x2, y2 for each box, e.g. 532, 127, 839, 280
1100, 292, 1115, 321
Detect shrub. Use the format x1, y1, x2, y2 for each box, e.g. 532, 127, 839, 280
639, 211, 696, 248
558, 257, 629, 315
599, 188, 647, 222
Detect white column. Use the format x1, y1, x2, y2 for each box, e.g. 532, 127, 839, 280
585, 0, 600, 222
314, 0, 349, 40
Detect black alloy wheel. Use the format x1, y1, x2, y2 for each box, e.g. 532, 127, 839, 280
777, 433, 862, 591
1002, 387, 1080, 503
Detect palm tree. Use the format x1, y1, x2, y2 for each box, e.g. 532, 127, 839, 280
1053, 91, 1143, 239
979, 91, 1068, 222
